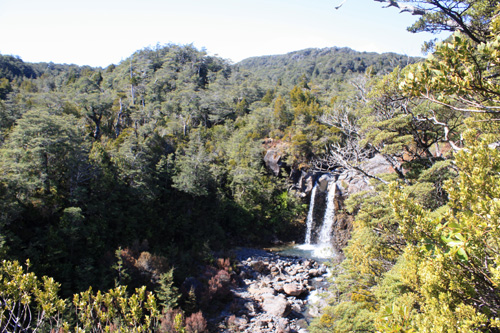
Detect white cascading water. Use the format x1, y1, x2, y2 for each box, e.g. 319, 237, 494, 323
304, 182, 318, 245
318, 182, 336, 245
312, 181, 336, 258
297, 178, 336, 258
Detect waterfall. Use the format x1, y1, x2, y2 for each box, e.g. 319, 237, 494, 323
297, 177, 337, 259
304, 182, 318, 245
318, 182, 336, 245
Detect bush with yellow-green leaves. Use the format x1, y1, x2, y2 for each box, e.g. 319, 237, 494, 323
0, 259, 67, 331
0, 260, 206, 332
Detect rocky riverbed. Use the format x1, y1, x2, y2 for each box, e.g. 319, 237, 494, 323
211, 248, 329, 332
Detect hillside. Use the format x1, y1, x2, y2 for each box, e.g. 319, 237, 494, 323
236, 47, 421, 87
0, 44, 407, 290
1, 4, 500, 329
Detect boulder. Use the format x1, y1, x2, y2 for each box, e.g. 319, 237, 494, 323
248, 285, 275, 298
309, 269, 319, 277
264, 149, 281, 176
228, 316, 248, 330
273, 282, 285, 293
262, 294, 291, 317
291, 171, 315, 196
251, 260, 268, 274
336, 154, 393, 196
276, 318, 290, 333
283, 283, 306, 297
317, 174, 333, 192
291, 302, 302, 313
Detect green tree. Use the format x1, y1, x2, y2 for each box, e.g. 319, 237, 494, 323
0, 78, 12, 100
0, 108, 89, 205
313, 9, 500, 332
385, 135, 500, 331
77, 93, 114, 139
172, 129, 217, 196
400, 28, 500, 129
375, 0, 498, 44
155, 268, 181, 310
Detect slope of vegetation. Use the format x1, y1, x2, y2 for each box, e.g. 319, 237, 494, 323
1, 0, 500, 330
0, 41, 409, 330
237, 47, 419, 87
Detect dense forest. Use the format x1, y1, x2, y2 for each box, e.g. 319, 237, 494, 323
1, 0, 500, 331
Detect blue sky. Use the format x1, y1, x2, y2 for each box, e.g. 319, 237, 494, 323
0, 0, 444, 67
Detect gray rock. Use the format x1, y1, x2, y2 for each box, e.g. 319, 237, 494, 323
283, 283, 305, 296
248, 285, 275, 298
264, 149, 281, 176
262, 294, 291, 317
251, 260, 268, 273
273, 282, 284, 293
230, 316, 248, 330
296, 319, 309, 329
291, 302, 302, 313
276, 318, 290, 333
317, 174, 333, 192
309, 268, 319, 277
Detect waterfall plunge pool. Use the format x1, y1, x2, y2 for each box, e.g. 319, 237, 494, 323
265, 242, 337, 261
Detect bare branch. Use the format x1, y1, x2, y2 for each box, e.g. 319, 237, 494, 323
318, 143, 389, 184
374, 0, 426, 15
334, 0, 347, 10
412, 111, 462, 152
421, 93, 500, 113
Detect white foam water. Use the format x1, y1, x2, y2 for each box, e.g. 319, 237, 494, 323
304, 182, 318, 245
298, 178, 336, 259
317, 181, 336, 245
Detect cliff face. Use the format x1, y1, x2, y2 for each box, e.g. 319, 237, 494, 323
267, 149, 394, 255
303, 173, 357, 257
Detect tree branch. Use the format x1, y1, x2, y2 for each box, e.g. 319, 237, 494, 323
421, 93, 500, 114
374, 0, 426, 15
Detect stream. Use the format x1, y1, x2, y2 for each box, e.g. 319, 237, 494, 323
212, 176, 338, 332
211, 247, 331, 333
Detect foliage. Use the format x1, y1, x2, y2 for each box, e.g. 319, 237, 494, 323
310, 4, 500, 332
404, 0, 498, 44
159, 309, 208, 333
401, 30, 500, 115
73, 285, 161, 332
156, 268, 181, 310
237, 47, 420, 88
0, 260, 67, 332
382, 136, 500, 331
0, 259, 208, 332
0, 39, 435, 330
0, 54, 38, 81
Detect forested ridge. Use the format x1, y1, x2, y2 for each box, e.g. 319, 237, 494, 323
1, 0, 500, 331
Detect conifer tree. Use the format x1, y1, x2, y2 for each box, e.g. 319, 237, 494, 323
155, 268, 181, 310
